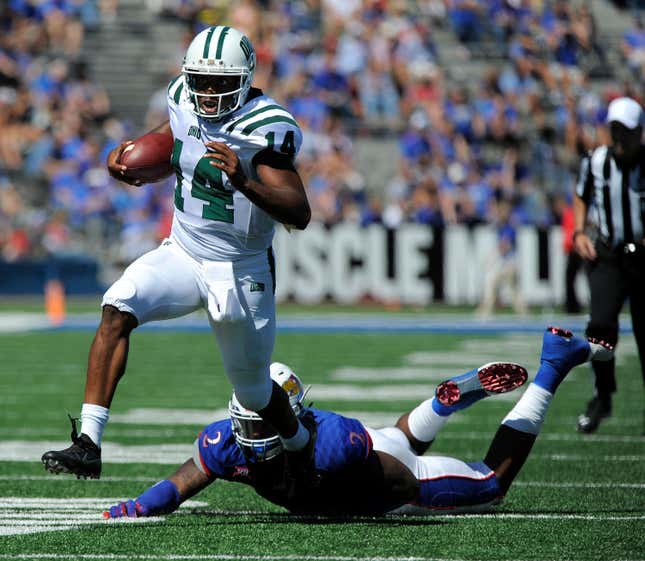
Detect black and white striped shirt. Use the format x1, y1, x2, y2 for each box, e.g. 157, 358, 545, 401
576, 145, 645, 247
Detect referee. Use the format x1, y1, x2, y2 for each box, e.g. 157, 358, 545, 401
573, 96, 645, 434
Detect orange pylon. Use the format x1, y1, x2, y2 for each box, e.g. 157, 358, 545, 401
45, 279, 66, 326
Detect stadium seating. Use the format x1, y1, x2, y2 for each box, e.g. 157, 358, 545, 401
0, 0, 642, 294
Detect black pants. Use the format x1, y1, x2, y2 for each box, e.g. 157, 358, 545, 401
565, 251, 583, 313
585, 242, 645, 398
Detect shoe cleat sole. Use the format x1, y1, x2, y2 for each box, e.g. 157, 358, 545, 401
436, 362, 528, 407
43, 458, 100, 479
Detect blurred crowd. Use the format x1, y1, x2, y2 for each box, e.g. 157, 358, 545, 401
0, 0, 644, 270
0, 0, 167, 267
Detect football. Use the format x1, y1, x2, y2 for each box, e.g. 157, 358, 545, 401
119, 132, 174, 183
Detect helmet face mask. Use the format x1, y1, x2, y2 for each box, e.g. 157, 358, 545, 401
229, 363, 307, 462
182, 26, 256, 120
229, 400, 283, 462
184, 69, 248, 119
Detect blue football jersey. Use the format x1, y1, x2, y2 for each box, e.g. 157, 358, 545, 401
195, 408, 376, 513
195, 419, 248, 481
197, 408, 371, 479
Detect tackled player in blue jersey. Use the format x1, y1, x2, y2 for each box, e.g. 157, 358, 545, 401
105, 328, 612, 518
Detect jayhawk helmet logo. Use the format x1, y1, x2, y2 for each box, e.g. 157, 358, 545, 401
270, 362, 306, 413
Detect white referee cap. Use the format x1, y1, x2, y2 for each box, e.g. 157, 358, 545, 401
606, 97, 644, 129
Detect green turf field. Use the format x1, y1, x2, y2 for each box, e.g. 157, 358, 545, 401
0, 328, 643, 561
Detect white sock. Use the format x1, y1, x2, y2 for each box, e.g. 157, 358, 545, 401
501, 383, 553, 435
280, 420, 310, 451
80, 403, 109, 447
407, 398, 450, 442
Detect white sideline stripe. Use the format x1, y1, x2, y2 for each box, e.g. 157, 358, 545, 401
121, 385, 514, 405
0, 441, 194, 464
0, 517, 159, 536
110, 408, 229, 425
4, 420, 644, 438
0, 475, 642, 489
192, 508, 645, 522
0, 428, 202, 438
309, 384, 517, 402
3, 422, 643, 439
109, 409, 452, 428
0, 553, 468, 561
1, 498, 130, 507
404, 336, 638, 367
534, 454, 645, 461
331, 367, 462, 381
1, 519, 135, 526
0, 498, 207, 508
439, 431, 645, 443
3, 441, 645, 465
461, 513, 645, 521
109, 409, 425, 427
0, 556, 642, 561
0, 526, 73, 536
0, 513, 135, 520
513, 481, 645, 489
0, 497, 207, 536
0, 475, 158, 482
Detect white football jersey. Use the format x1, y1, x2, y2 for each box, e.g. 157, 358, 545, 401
167, 76, 302, 260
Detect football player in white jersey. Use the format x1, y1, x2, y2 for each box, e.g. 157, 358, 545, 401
42, 26, 315, 492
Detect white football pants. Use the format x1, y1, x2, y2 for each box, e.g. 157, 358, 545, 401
102, 237, 276, 410
367, 427, 501, 514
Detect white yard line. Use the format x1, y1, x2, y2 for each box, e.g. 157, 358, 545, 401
534, 454, 645, 461
0, 476, 640, 488
0, 475, 158, 482
513, 481, 645, 488
0, 496, 643, 540
0, 555, 642, 561
0, 555, 463, 561
188, 509, 645, 521
0, 498, 206, 508
1, 427, 642, 442
0, 497, 206, 536
1, 439, 644, 464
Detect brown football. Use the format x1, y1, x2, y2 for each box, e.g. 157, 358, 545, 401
119, 132, 174, 183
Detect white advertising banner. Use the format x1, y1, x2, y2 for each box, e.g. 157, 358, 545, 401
273, 223, 588, 306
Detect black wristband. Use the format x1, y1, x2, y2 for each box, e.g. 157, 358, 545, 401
572, 230, 584, 242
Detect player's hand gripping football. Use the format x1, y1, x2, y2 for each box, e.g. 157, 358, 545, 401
107, 140, 143, 187
204, 141, 248, 190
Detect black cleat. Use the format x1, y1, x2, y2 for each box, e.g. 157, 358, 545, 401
282, 410, 320, 500
41, 415, 101, 479
577, 396, 612, 434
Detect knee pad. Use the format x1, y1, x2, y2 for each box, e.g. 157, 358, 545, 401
585, 324, 618, 346
102, 277, 140, 319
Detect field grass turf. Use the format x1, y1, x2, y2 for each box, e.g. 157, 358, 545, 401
0, 329, 643, 561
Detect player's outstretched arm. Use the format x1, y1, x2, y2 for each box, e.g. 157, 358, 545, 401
103, 458, 213, 518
